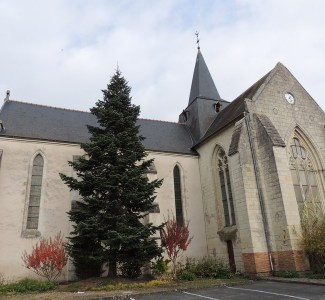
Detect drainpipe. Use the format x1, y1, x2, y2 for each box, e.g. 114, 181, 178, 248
244, 111, 274, 272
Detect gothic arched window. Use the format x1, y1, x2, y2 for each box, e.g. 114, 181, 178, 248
289, 137, 321, 209
26, 154, 44, 229
173, 165, 184, 226
217, 149, 235, 227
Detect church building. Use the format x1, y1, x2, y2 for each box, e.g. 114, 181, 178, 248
0, 47, 324, 280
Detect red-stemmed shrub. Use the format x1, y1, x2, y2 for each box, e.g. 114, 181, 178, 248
22, 233, 68, 281
160, 216, 192, 277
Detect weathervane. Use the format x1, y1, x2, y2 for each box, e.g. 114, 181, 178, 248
195, 31, 200, 49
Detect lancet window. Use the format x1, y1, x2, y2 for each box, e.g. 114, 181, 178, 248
26, 154, 44, 229
217, 149, 235, 227
173, 165, 184, 226
289, 137, 321, 208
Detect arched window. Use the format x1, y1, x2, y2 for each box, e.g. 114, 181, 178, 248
217, 149, 235, 227
289, 137, 321, 209
173, 165, 184, 226
26, 154, 44, 229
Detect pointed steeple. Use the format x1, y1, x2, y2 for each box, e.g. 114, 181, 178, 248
188, 49, 221, 105
179, 45, 228, 144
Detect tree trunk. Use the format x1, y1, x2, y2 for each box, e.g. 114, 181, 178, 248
172, 258, 177, 278
108, 260, 117, 277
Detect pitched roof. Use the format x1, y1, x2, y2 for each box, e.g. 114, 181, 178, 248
0, 100, 196, 155
188, 49, 221, 105
195, 70, 271, 146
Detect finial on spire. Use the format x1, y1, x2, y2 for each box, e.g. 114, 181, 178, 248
195, 31, 200, 50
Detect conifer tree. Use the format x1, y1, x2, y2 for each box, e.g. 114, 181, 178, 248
61, 70, 163, 278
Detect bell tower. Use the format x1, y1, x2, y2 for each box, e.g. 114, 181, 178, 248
179, 38, 228, 143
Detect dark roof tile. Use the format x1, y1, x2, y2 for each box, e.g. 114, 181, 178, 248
188, 50, 221, 105
0, 100, 196, 155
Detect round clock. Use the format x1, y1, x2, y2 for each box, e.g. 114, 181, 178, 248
285, 92, 295, 104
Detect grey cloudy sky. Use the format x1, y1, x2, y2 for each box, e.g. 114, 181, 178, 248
0, 0, 324, 121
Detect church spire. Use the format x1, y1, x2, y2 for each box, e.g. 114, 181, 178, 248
188, 47, 221, 105
179, 39, 225, 143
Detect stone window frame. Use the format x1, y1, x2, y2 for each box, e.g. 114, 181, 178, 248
21, 151, 46, 238
215, 147, 236, 227
289, 133, 324, 208
173, 164, 185, 226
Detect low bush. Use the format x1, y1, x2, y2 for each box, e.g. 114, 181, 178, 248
273, 270, 300, 278
0, 278, 56, 295
178, 270, 196, 281
306, 272, 325, 279
151, 258, 170, 277
300, 199, 325, 275
22, 232, 68, 281
178, 257, 233, 280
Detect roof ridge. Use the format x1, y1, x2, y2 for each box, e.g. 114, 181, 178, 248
6, 99, 91, 114
233, 71, 271, 103
3, 100, 182, 123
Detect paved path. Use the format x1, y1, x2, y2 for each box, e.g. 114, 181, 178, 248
121, 281, 325, 300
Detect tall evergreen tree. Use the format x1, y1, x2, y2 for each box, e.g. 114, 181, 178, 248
60, 70, 163, 278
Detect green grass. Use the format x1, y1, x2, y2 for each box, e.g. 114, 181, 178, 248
91, 279, 169, 291
0, 278, 56, 295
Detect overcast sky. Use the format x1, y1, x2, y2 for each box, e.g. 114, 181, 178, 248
0, 0, 324, 121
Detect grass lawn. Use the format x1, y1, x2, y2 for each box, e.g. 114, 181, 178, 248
1, 277, 249, 300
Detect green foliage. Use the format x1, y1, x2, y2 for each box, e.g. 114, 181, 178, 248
60, 70, 163, 278
120, 261, 143, 279
306, 272, 325, 279
300, 199, 325, 274
178, 257, 233, 280
273, 270, 300, 278
151, 258, 170, 277
178, 271, 196, 281
0, 278, 56, 295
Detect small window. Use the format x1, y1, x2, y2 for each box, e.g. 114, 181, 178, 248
149, 203, 160, 213
214, 102, 221, 113
146, 162, 157, 174
181, 110, 189, 122
0, 120, 4, 132
26, 154, 44, 229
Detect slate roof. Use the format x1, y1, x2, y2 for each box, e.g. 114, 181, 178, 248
188, 49, 221, 105
0, 100, 196, 155
195, 70, 271, 146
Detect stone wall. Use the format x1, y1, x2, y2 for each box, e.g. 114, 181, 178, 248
0, 138, 207, 280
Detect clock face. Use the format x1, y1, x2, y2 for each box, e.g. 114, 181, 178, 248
285, 92, 295, 104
